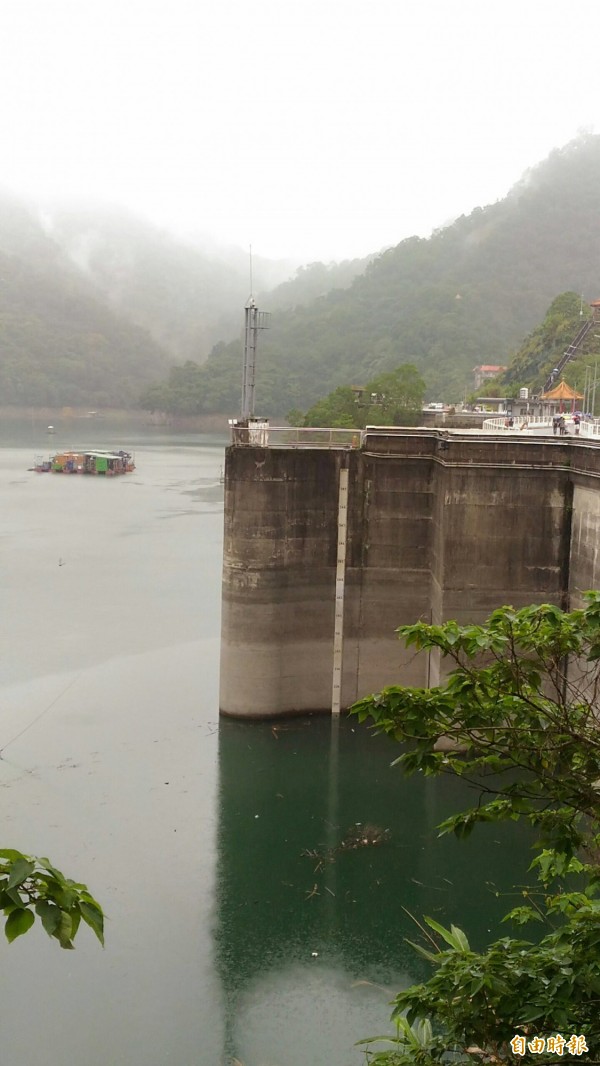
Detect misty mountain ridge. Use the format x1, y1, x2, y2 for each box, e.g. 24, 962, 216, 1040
2, 134, 600, 413
0, 191, 371, 407
43, 205, 306, 361
146, 133, 600, 417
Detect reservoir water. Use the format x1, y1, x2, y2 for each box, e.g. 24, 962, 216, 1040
0, 418, 534, 1065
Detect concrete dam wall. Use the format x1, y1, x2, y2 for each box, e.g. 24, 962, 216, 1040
219, 428, 600, 718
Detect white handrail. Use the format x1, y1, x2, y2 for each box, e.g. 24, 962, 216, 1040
482, 416, 550, 432
483, 415, 600, 439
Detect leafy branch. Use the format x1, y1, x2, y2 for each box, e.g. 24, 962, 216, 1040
352, 594, 600, 1062
0, 849, 104, 949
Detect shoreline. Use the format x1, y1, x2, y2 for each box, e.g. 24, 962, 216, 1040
0, 406, 230, 433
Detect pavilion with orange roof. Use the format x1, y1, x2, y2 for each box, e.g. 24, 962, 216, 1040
540, 380, 584, 414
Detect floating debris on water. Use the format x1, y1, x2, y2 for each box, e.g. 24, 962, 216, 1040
301, 824, 392, 876
339, 823, 391, 850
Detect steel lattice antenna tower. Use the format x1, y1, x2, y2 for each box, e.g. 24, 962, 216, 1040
241, 249, 270, 420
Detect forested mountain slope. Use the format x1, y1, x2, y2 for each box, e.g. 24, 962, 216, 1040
0, 196, 171, 406
0, 191, 368, 407
150, 135, 600, 416
4, 134, 600, 413
260, 257, 372, 312
496, 291, 599, 397
48, 208, 304, 363
0, 250, 170, 407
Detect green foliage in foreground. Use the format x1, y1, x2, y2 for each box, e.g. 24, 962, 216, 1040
360, 911, 599, 1064
0, 849, 104, 950
352, 595, 600, 1063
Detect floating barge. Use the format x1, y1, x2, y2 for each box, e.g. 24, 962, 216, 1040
34, 450, 135, 475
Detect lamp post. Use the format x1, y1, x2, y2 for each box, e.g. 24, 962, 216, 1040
584, 362, 599, 419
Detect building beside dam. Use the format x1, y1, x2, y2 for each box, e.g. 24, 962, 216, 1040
219, 426, 600, 719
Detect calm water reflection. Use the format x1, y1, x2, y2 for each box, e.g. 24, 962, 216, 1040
216, 716, 533, 1065
0, 419, 534, 1066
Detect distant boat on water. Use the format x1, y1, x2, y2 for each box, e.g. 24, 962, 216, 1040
47, 425, 55, 434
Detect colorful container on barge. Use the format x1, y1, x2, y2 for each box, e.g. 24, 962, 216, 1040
34, 450, 135, 475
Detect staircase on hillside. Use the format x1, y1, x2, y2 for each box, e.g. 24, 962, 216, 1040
543, 301, 600, 392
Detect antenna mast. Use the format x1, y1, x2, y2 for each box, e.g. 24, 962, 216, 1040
241, 248, 270, 420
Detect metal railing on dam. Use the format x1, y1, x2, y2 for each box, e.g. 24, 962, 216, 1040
230, 423, 526, 448
230, 424, 363, 448
229, 421, 600, 453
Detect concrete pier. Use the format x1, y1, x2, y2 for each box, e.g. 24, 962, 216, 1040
219, 428, 600, 718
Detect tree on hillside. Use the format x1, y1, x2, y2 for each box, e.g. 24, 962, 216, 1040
352, 595, 600, 1063
301, 364, 425, 428
301, 386, 359, 428
365, 366, 426, 425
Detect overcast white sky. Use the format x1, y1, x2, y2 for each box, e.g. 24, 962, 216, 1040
0, 0, 598, 263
